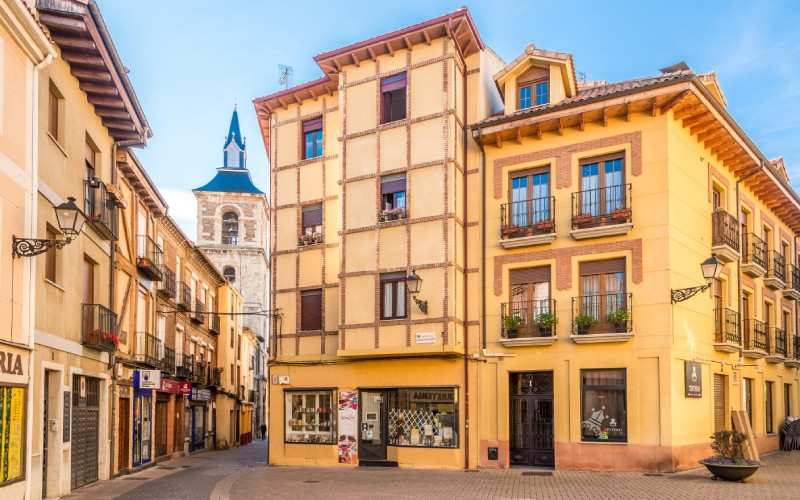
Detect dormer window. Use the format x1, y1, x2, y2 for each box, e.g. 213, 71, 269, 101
519, 80, 548, 110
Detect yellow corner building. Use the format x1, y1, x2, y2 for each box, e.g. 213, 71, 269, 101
255, 8, 800, 471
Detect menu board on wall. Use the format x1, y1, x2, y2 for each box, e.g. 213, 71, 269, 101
0, 387, 25, 483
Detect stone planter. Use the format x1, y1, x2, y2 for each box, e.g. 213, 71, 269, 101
699, 460, 764, 482
577, 325, 590, 335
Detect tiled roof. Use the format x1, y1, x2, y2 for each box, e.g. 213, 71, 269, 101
477, 70, 695, 127
193, 169, 265, 195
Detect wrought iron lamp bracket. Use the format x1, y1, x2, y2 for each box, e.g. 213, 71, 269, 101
12, 235, 72, 258
412, 296, 428, 315
670, 283, 712, 304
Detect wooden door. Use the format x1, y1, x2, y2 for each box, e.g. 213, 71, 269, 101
118, 397, 130, 469
714, 374, 726, 432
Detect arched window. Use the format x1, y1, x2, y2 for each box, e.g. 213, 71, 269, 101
222, 211, 239, 245
223, 266, 236, 284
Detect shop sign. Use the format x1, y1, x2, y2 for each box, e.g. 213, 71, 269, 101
133, 370, 161, 389
685, 361, 702, 398
410, 389, 454, 403
190, 387, 211, 401
179, 382, 191, 396
415, 332, 436, 345
0, 347, 27, 385
159, 379, 181, 394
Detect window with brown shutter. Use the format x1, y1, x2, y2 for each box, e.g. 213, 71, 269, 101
301, 204, 322, 236
381, 73, 407, 124
380, 272, 407, 320
300, 290, 323, 331
44, 227, 57, 282
48, 86, 59, 139
85, 139, 96, 169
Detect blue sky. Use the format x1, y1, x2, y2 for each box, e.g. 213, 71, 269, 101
95, 0, 800, 239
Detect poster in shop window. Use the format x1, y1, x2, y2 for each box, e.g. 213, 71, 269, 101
0, 387, 25, 483
338, 392, 358, 464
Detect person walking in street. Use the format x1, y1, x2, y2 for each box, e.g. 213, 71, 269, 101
260, 423, 267, 440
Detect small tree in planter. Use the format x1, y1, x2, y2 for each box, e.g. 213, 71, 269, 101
574, 313, 596, 335
700, 430, 764, 482
607, 308, 629, 333
533, 313, 558, 336
503, 315, 522, 339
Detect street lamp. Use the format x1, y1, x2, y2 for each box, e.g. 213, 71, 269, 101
670, 253, 724, 303
13, 197, 86, 258
405, 269, 428, 315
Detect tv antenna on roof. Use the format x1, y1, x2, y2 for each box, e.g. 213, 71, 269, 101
577, 71, 587, 84
278, 64, 294, 90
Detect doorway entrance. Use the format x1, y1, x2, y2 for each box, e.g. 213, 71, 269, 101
132, 389, 152, 467
118, 397, 130, 469
358, 389, 387, 462
509, 371, 554, 467
71, 375, 100, 489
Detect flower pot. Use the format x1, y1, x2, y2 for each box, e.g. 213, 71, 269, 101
699, 461, 764, 482
577, 325, 590, 335
614, 323, 627, 333
538, 326, 553, 337
506, 329, 518, 339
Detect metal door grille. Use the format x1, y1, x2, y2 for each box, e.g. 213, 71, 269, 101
510, 371, 554, 466
71, 375, 100, 490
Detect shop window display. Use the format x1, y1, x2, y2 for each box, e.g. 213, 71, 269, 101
285, 390, 336, 444
387, 388, 458, 448
580, 369, 627, 442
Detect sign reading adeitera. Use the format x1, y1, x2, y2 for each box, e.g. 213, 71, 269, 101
685, 361, 702, 398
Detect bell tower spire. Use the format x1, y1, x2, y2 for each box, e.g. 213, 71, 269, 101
223, 105, 246, 169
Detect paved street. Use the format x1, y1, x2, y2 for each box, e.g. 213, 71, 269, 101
66, 444, 800, 499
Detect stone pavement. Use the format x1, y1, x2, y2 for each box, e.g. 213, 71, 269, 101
66, 444, 800, 499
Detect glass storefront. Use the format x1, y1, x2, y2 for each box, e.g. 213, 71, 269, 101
285, 390, 335, 444
580, 369, 627, 442
387, 388, 458, 448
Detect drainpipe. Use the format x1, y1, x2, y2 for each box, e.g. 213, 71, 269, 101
735, 160, 764, 351
461, 47, 470, 471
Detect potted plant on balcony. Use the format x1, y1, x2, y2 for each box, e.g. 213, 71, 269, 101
502, 224, 521, 237
535, 219, 555, 232
607, 308, 630, 333
574, 314, 596, 335
610, 207, 631, 221
503, 315, 522, 339
572, 212, 592, 226
533, 313, 558, 336
699, 430, 764, 482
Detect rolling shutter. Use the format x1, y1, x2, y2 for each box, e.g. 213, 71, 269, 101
302, 117, 322, 133
381, 174, 406, 195
302, 205, 322, 227
381, 73, 406, 92
579, 258, 625, 275
714, 374, 726, 432
300, 290, 323, 331
510, 266, 550, 284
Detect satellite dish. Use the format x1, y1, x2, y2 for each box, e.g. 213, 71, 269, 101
278, 64, 294, 90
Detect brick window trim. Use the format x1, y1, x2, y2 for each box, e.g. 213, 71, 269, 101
493, 131, 642, 199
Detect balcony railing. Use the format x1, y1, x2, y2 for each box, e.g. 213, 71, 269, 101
161, 346, 176, 375
767, 250, 786, 282
743, 319, 768, 352
192, 299, 205, 324
158, 266, 176, 298
711, 210, 740, 258
194, 360, 208, 384
210, 314, 220, 334
571, 293, 632, 335
84, 181, 118, 240
714, 308, 740, 344
176, 354, 192, 379
794, 336, 800, 361
136, 235, 163, 281
500, 299, 556, 339
81, 304, 119, 352
212, 368, 222, 387
500, 197, 555, 239
178, 282, 192, 310
787, 264, 800, 296
571, 184, 631, 229
134, 331, 162, 367
377, 208, 407, 223
742, 233, 767, 270
770, 327, 787, 357
238, 385, 245, 401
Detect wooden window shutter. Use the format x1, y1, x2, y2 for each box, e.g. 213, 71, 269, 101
713, 374, 726, 432
48, 88, 58, 138
302, 205, 322, 227
509, 266, 550, 284
44, 227, 56, 282
301, 290, 323, 331
302, 117, 323, 133
579, 258, 625, 275
85, 140, 96, 169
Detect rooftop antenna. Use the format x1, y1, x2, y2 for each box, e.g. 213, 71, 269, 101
278, 64, 294, 90
577, 71, 587, 84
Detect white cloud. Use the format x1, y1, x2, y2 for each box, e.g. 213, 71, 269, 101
160, 188, 197, 241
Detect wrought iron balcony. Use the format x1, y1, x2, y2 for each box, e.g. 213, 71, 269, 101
81, 303, 119, 352
741, 233, 767, 278
785, 264, 800, 300
178, 282, 192, 310
764, 250, 786, 290
136, 235, 163, 281
571, 184, 632, 233
194, 359, 208, 384
210, 314, 220, 334
161, 346, 176, 375
571, 293, 633, 341
714, 308, 740, 353
766, 327, 787, 363
134, 331, 162, 367
238, 385, 245, 401
158, 266, 176, 298
211, 368, 222, 387
500, 197, 555, 248
500, 299, 556, 340
743, 319, 767, 358
176, 354, 193, 379
711, 210, 740, 263
84, 181, 118, 240
192, 299, 205, 324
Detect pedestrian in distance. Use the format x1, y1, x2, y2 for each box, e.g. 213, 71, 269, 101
260, 423, 267, 440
